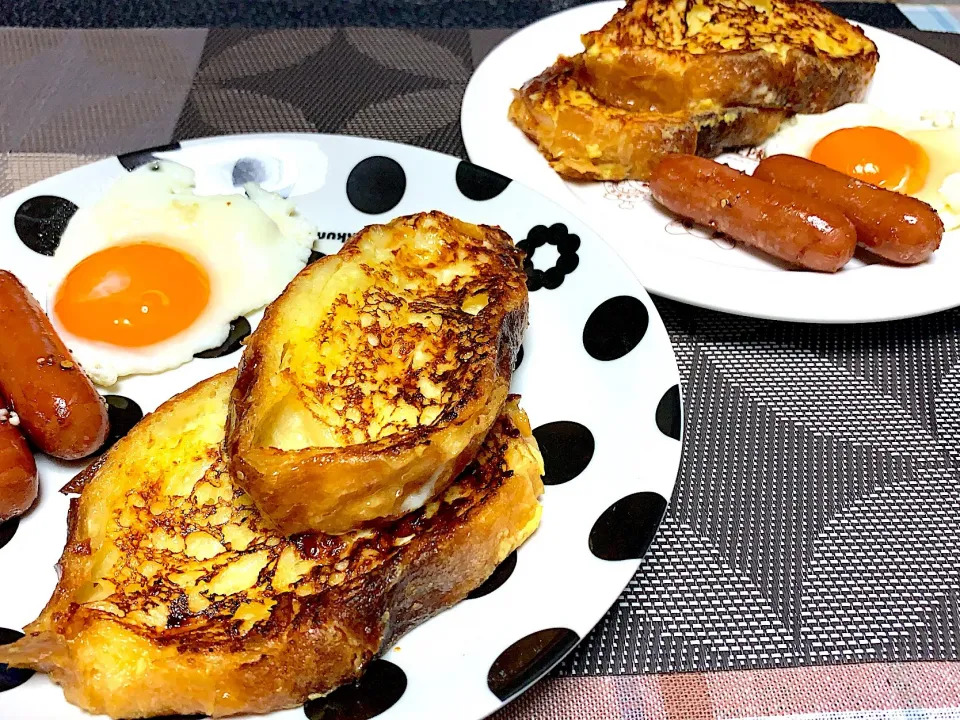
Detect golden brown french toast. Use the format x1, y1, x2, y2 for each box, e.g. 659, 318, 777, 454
580, 0, 878, 114
508, 56, 786, 181
226, 211, 528, 535
0, 371, 544, 719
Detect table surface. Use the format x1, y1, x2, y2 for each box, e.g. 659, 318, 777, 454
2, 4, 960, 720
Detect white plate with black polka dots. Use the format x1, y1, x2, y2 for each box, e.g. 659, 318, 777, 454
0, 133, 682, 720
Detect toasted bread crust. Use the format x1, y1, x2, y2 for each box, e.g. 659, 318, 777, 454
226, 211, 528, 535
508, 56, 785, 181
0, 372, 544, 718
580, 0, 878, 113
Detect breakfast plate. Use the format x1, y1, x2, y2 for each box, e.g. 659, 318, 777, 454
0, 133, 682, 719
461, 1, 960, 323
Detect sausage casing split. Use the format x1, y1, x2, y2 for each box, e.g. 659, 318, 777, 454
0, 410, 38, 522
0, 270, 109, 460
649, 154, 858, 272
753, 154, 944, 265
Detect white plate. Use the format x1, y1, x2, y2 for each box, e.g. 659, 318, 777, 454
461, 2, 960, 323
0, 133, 682, 720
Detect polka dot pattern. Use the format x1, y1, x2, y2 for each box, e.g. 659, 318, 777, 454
455, 161, 511, 201
14, 196, 78, 256
303, 659, 407, 720
467, 551, 517, 599
0, 134, 681, 720
0, 628, 34, 692
487, 628, 579, 701
532, 422, 594, 486
589, 492, 667, 561
194, 317, 251, 359
582, 296, 649, 361
346, 157, 406, 215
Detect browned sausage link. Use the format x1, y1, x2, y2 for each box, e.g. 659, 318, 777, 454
649, 154, 858, 272
0, 409, 38, 522
0, 271, 109, 460
753, 154, 944, 265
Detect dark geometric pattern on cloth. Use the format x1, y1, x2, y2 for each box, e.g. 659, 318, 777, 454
559, 302, 960, 674
173, 28, 471, 157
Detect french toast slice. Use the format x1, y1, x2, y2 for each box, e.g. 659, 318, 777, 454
0, 371, 544, 719
579, 0, 878, 114
508, 55, 786, 181
226, 211, 528, 535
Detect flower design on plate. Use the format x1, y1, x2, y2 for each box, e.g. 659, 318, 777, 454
517, 224, 581, 291
665, 219, 736, 249
602, 180, 651, 210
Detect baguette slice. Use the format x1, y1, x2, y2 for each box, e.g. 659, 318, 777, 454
0, 371, 544, 719
508, 55, 785, 181
580, 0, 878, 114
227, 211, 529, 535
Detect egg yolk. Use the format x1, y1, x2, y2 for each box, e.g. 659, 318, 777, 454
809, 126, 929, 194
54, 242, 210, 348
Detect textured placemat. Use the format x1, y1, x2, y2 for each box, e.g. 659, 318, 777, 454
2, 10, 960, 680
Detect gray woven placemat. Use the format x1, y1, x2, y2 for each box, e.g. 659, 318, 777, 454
3, 18, 960, 677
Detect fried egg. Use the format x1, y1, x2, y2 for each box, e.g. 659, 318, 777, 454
762, 104, 960, 230
48, 161, 317, 386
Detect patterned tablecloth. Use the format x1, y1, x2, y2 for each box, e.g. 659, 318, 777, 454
2, 4, 960, 719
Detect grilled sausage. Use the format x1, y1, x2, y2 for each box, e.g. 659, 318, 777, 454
753, 154, 944, 265
0, 407, 38, 522
649, 154, 858, 272
0, 270, 109, 459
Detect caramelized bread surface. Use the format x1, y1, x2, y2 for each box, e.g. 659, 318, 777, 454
0, 371, 544, 719
508, 56, 786, 181
227, 211, 528, 535
580, 0, 878, 113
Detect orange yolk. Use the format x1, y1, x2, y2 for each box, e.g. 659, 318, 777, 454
809, 126, 929, 194
54, 242, 210, 348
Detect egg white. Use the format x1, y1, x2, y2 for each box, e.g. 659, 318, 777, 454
48, 161, 318, 387
761, 103, 960, 231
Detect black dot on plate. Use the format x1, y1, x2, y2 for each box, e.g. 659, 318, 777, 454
656, 385, 682, 440
542, 267, 564, 290
194, 316, 251, 359
346, 157, 406, 215
514, 346, 524, 371
308, 249, 327, 264
468, 551, 517, 599
98, 395, 144, 455
0, 517, 19, 551
532, 422, 594, 486
455, 161, 512, 201
582, 296, 649, 361
487, 628, 580, 702
304, 659, 406, 720
232, 157, 266, 186
555, 253, 579, 274
14, 196, 78, 256
526, 269, 544, 292
589, 492, 667, 561
116, 141, 182, 171
0, 628, 34, 692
